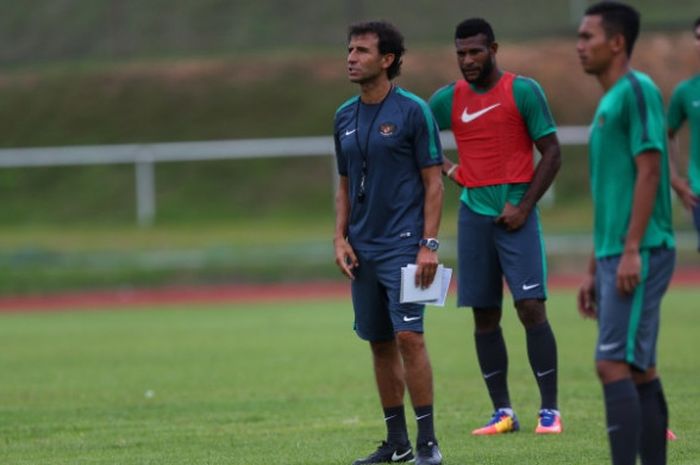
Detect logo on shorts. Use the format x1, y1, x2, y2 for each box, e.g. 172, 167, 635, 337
598, 342, 620, 352
378, 122, 397, 136
403, 315, 421, 322
522, 283, 540, 291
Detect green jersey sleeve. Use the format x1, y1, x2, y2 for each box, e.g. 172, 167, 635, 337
428, 83, 455, 131
513, 76, 557, 141
626, 73, 666, 157
667, 81, 687, 132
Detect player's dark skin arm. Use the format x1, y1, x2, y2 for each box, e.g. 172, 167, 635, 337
617, 150, 661, 294
495, 133, 562, 230
577, 253, 597, 319
415, 165, 443, 288
333, 175, 359, 279
667, 128, 699, 210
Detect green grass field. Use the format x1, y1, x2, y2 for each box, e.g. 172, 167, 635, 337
1, 289, 698, 465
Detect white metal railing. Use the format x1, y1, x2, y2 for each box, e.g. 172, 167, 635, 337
0, 126, 590, 226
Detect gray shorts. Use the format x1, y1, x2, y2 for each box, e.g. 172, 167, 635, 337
457, 202, 547, 309
595, 247, 675, 371
351, 245, 424, 341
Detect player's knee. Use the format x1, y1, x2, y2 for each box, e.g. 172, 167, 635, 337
595, 360, 631, 384
473, 307, 501, 332
515, 299, 546, 328
632, 367, 657, 385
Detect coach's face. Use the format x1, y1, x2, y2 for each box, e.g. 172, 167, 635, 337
347, 33, 394, 84
455, 34, 497, 84
577, 15, 616, 75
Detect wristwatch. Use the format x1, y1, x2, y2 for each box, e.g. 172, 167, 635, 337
419, 238, 440, 251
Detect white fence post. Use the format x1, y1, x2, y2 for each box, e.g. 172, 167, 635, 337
135, 156, 156, 227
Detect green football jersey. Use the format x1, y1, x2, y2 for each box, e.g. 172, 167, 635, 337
668, 75, 700, 195
588, 71, 675, 258
429, 75, 556, 216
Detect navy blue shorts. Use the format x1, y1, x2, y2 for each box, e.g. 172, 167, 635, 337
457, 202, 547, 309
693, 203, 700, 252
351, 245, 425, 341
594, 247, 675, 371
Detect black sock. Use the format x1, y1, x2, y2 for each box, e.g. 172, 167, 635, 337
383, 406, 409, 446
637, 378, 668, 465
474, 327, 510, 409
526, 321, 558, 410
604, 379, 641, 465
414, 405, 435, 445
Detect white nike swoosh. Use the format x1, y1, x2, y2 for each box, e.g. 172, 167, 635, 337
461, 103, 501, 123
403, 315, 421, 322
344, 128, 357, 136
536, 368, 556, 378
384, 414, 397, 421
599, 343, 619, 352
391, 449, 412, 461
607, 424, 620, 433
483, 370, 502, 379
416, 413, 432, 421
522, 283, 540, 291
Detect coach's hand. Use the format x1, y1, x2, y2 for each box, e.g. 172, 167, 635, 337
577, 273, 597, 319
415, 248, 438, 289
616, 249, 641, 294
334, 237, 358, 280
495, 202, 527, 231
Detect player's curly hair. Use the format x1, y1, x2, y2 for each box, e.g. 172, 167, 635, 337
347, 21, 405, 80
454, 18, 495, 45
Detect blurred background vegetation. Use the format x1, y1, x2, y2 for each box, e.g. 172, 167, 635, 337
0, 0, 698, 294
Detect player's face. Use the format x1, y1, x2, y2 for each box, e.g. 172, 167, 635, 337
346, 33, 393, 84
455, 35, 496, 84
577, 15, 615, 75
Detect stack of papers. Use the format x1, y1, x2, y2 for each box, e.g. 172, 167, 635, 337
399, 264, 452, 306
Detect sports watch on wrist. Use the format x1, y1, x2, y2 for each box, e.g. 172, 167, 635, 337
419, 237, 440, 251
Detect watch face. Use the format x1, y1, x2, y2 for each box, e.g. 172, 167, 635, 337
422, 239, 439, 251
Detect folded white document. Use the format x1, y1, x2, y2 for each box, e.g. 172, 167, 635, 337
400, 264, 453, 306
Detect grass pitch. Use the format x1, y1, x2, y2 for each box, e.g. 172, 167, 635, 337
0, 289, 698, 464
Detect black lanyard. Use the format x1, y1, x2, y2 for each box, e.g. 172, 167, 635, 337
353, 85, 393, 203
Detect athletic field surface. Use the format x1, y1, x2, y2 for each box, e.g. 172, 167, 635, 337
1, 279, 698, 464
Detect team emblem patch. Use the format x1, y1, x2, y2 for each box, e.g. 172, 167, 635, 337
378, 122, 397, 136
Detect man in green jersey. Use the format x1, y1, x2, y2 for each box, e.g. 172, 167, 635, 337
577, 2, 675, 465
668, 17, 700, 251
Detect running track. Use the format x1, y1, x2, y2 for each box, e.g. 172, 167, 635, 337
0, 268, 697, 313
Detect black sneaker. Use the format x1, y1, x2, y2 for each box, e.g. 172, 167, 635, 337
415, 440, 442, 465
351, 440, 414, 465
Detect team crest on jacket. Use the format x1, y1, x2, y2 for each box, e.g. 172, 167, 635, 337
378, 122, 397, 136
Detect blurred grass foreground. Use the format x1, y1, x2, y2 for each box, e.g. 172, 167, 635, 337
0, 0, 698, 294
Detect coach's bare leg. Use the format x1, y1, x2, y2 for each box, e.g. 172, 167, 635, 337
370, 339, 406, 407
395, 331, 433, 406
